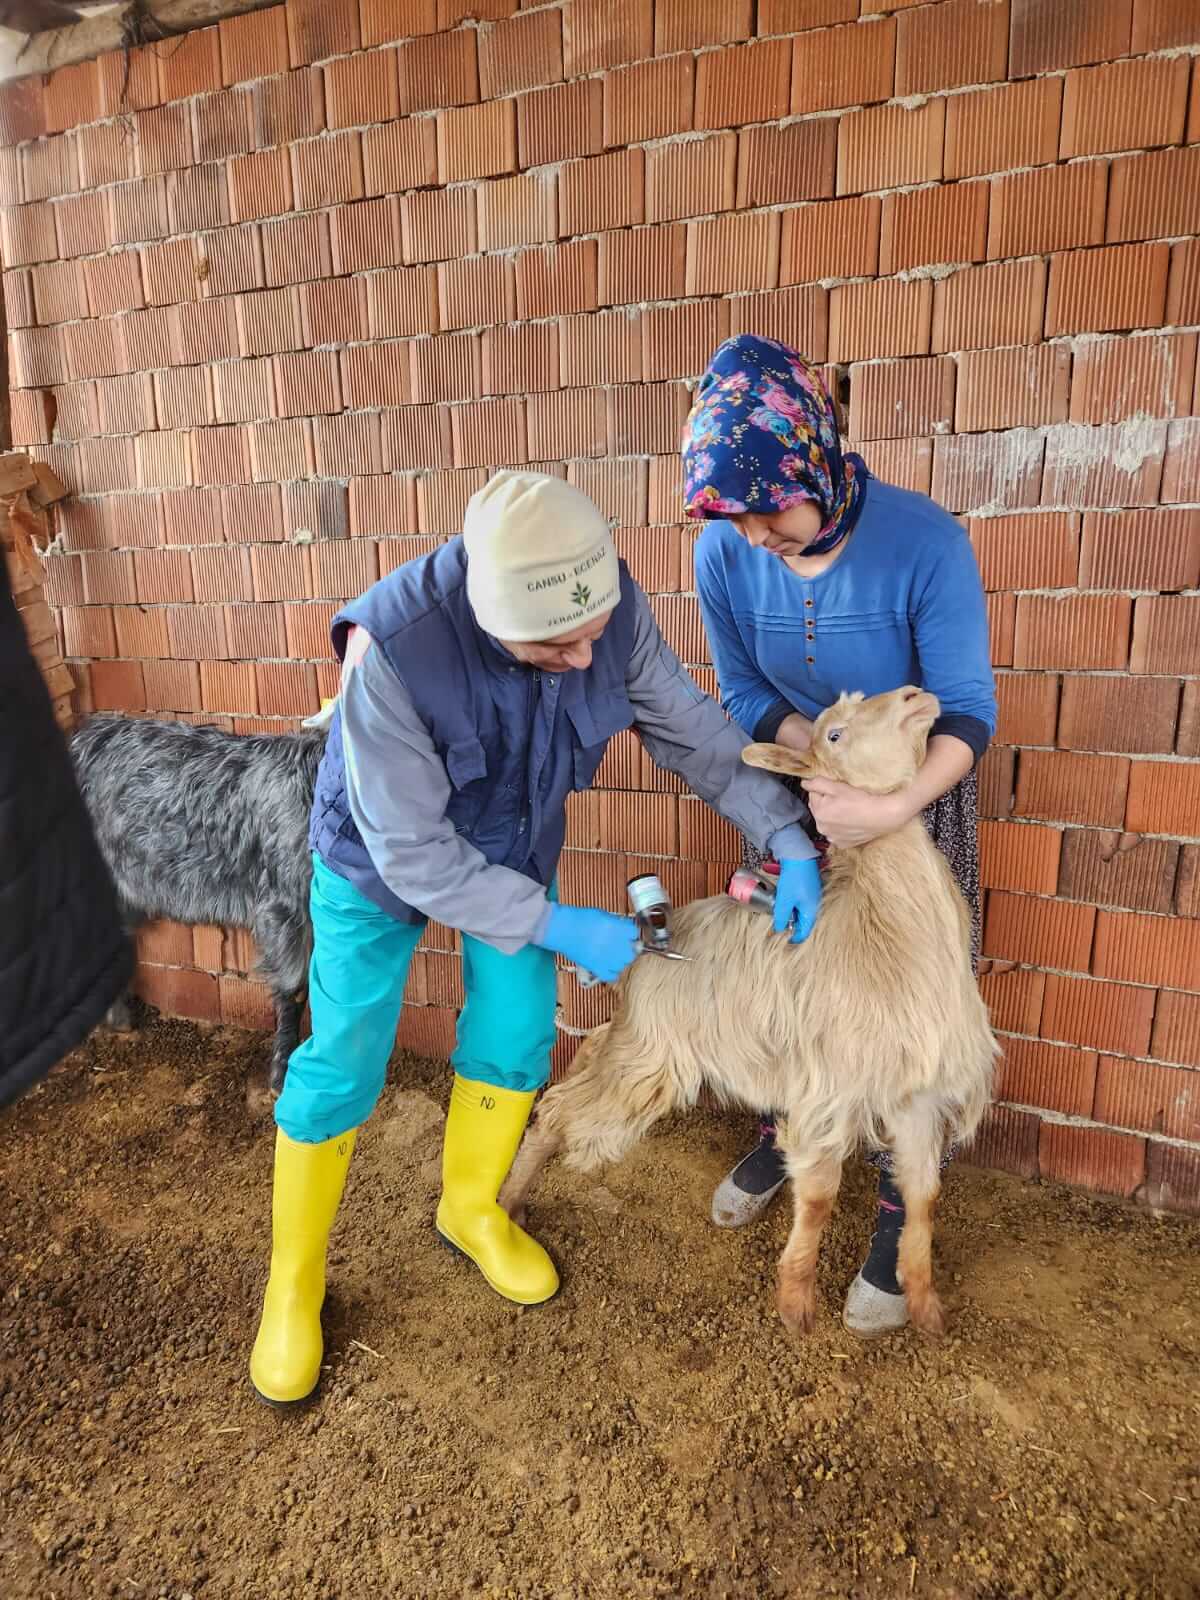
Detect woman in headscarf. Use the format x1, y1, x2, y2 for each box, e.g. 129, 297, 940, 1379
683, 334, 996, 1338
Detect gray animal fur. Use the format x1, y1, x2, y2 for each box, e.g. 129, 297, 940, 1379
70, 715, 326, 1093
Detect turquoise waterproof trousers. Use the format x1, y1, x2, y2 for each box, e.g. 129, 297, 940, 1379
274, 856, 558, 1144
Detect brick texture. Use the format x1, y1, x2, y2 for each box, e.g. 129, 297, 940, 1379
7, 0, 1199, 1216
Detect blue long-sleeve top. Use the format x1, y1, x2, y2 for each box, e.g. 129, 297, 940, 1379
694, 477, 997, 758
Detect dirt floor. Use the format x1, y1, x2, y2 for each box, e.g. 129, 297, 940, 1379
0, 1016, 1197, 1600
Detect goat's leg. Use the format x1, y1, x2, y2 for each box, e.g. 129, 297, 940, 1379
772, 1138, 842, 1336
500, 1025, 680, 1223
499, 1029, 609, 1223
104, 990, 135, 1032
887, 1096, 947, 1336
499, 1105, 565, 1228
268, 989, 303, 1096
104, 914, 141, 1032
255, 904, 310, 1097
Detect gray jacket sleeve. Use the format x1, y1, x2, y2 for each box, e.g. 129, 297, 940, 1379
340, 640, 551, 954
625, 589, 817, 858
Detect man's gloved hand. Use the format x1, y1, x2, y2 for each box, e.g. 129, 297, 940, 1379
535, 903, 640, 984
773, 857, 823, 944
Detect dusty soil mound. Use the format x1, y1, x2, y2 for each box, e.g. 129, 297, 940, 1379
0, 1016, 1197, 1599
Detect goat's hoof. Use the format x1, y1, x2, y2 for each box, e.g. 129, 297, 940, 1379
908, 1289, 946, 1337
776, 1278, 818, 1335
244, 1080, 276, 1121
497, 1184, 527, 1229
103, 1001, 135, 1034
267, 1062, 287, 1097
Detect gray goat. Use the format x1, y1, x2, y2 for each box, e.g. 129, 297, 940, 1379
70, 716, 325, 1093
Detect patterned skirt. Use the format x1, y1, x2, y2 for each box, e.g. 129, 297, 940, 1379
743, 768, 981, 1171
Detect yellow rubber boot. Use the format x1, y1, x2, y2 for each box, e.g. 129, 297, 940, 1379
436, 1075, 559, 1305
249, 1127, 357, 1407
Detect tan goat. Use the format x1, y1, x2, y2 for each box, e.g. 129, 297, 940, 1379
501, 686, 999, 1336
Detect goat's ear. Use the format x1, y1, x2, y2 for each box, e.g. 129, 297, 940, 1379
741, 742, 809, 776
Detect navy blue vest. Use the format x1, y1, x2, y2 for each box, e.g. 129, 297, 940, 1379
310, 538, 639, 924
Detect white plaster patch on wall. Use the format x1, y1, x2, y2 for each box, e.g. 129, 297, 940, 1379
1046, 414, 1167, 477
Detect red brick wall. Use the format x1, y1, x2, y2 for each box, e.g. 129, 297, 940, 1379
1, 0, 1197, 1209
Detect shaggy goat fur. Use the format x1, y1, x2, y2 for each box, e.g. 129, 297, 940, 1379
500, 687, 1000, 1337
70, 716, 325, 1093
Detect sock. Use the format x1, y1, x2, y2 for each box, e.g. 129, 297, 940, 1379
860, 1170, 905, 1295
730, 1117, 787, 1196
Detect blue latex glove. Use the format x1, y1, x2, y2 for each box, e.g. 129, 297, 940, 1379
773, 857, 823, 944
536, 903, 640, 984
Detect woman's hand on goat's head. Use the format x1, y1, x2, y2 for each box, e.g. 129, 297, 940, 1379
801, 778, 912, 848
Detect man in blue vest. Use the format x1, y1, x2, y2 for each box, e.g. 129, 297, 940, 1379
250, 469, 823, 1408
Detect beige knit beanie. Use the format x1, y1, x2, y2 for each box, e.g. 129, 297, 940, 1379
463, 470, 621, 642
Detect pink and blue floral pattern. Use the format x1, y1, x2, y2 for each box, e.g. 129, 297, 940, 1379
681, 335, 868, 556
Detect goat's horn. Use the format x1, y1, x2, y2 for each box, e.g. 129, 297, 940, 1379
741, 742, 808, 776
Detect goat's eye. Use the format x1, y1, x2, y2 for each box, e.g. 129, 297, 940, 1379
826, 727, 843, 743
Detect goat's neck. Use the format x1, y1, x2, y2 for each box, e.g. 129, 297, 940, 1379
829, 815, 948, 912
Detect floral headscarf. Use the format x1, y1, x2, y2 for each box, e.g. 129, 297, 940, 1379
681, 335, 868, 557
